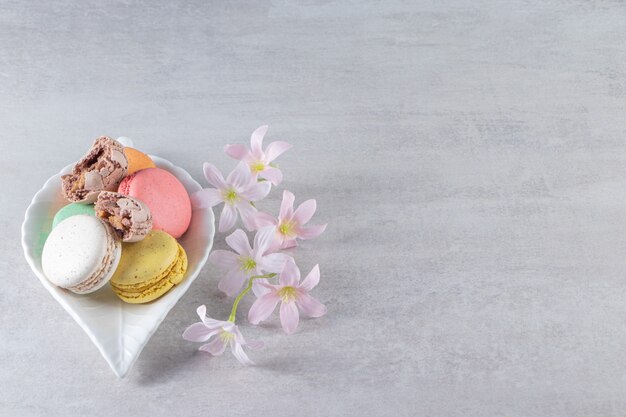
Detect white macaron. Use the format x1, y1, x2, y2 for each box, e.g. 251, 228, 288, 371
42, 215, 121, 294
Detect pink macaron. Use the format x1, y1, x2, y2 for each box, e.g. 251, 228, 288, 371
118, 167, 192, 238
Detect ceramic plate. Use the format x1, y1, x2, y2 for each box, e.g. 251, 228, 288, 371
21, 142, 214, 378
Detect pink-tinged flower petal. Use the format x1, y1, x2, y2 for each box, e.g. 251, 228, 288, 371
182, 323, 220, 342
190, 188, 223, 209
298, 224, 327, 240
258, 281, 278, 291
249, 211, 277, 230
248, 293, 280, 324
225, 228, 253, 256
195, 306, 227, 328
199, 337, 227, 356
240, 180, 271, 202
218, 205, 237, 233
253, 280, 280, 297
227, 162, 252, 190
280, 238, 298, 250
265, 141, 292, 162
218, 268, 248, 296
221, 321, 236, 332
235, 202, 258, 231
279, 190, 295, 220
231, 342, 254, 365
296, 292, 327, 318
253, 226, 276, 256
202, 318, 229, 329
226, 228, 253, 255
293, 199, 316, 225
232, 326, 246, 344
203, 162, 226, 189
196, 304, 207, 320
299, 264, 320, 291
280, 259, 301, 286
252, 263, 264, 277
280, 302, 300, 334
224, 144, 249, 160
246, 339, 264, 350
252, 279, 272, 297
209, 250, 239, 270
259, 166, 283, 185
266, 236, 283, 254
250, 125, 268, 157
260, 252, 292, 272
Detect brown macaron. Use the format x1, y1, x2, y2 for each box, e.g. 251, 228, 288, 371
61, 137, 128, 203
95, 191, 153, 242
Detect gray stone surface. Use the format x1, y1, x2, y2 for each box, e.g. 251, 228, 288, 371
2, 0, 626, 415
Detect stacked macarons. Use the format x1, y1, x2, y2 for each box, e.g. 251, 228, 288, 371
42, 137, 192, 304
109, 230, 188, 303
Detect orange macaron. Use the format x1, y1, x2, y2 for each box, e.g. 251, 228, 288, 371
124, 147, 156, 174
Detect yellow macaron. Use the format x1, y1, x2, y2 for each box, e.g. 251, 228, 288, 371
110, 230, 187, 303
123, 147, 156, 175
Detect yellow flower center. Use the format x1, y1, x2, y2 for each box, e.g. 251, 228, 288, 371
219, 331, 235, 343
278, 220, 297, 237
250, 161, 266, 173
222, 188, 239, 205
277, 286, 297, 303
239, 257, 257, 272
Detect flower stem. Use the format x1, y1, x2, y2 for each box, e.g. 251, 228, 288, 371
228, 273, 277, 322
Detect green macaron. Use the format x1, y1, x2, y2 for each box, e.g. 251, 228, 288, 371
52, 203, 96, 228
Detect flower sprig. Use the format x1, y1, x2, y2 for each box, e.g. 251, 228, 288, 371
184, 125, 327, 365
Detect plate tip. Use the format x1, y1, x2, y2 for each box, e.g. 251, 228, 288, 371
113, 367, 128, 379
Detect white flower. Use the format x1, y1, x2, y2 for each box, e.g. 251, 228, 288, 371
209, 226, 292, 296
183, 305, 263, 366
224, 125, 292, 185
191, 162, 271, 232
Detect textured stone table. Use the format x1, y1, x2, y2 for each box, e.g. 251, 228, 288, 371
3, 1, 626, 416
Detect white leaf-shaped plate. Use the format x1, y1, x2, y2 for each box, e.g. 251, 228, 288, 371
21, 149, 214, 378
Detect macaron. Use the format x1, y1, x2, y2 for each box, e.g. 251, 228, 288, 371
123, 147, 156, 174
42, 215, 122, 294
110, 230, 188, 304
95, 191, 152, 242
118, 167, 192, 238
61, 136, 128, 203
52, 203, 96, 228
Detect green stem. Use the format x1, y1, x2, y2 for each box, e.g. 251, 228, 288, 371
228, 273, 277, 322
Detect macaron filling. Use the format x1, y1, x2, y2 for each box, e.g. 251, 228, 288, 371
62, 137, 128, 203
95, 191, 152, 242
111, 243, 187, 292
68, 224, 120, 294
109, 229, 188, 303
111, 243, 187, 303
42, 215, 122, 294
